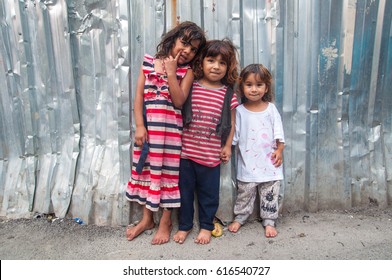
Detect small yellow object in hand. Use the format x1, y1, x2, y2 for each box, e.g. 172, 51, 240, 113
211, 222, 223, 237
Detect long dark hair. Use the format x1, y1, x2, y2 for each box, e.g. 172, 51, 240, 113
156, 21, 206, 62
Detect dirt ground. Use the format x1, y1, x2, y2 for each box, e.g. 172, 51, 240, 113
1, 207, 392, 260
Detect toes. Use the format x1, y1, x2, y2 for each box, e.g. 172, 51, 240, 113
265, 226, 277, 238
173, 230, 190, 244
194, 230, 211, 244
173, 236, 185, 244
176, 238, 184, 244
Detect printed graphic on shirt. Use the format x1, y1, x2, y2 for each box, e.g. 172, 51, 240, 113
246, 114, 278, 177
189, 104, 220, 143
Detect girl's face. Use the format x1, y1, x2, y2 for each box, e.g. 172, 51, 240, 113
242, 73, 268, 103
201, 54, 227, 85
170, 38, 201, 65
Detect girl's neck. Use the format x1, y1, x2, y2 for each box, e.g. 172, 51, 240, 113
198, 77, 224, 89
244, 100, 269, 112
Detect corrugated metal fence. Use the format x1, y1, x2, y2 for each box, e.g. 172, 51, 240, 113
0, 0, 391, 226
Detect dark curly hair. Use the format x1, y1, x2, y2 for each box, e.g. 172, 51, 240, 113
155, 21, 206, 64
239, 64, 273, 103
193, 39, 239, 88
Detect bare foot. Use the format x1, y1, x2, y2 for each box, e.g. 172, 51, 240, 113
173, 230, 191, 244
228, 221, 241, 233
126, 220, 155, 241
194, 229, 211, 245
265, 225, 278, 238
151, 221, 172, 245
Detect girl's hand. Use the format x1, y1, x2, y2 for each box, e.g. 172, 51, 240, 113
220, 146, 232, 164
134, 125, 148, 147
163, 51, 181, 76
271, 150, 283, 167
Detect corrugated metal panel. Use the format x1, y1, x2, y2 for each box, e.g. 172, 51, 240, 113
0, 0, 391, 226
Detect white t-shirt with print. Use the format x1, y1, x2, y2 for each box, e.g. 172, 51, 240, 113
232, 103, 285, 182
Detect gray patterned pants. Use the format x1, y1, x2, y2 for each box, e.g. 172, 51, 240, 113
233, 180, 281, 227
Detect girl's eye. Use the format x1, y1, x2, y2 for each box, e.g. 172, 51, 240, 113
182, 40, 197, 53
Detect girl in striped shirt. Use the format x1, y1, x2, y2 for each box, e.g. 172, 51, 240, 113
173, 39, 239, 244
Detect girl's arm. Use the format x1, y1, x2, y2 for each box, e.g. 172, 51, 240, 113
220, 109, 236, 163
271, 141, 285, 167
164, 52, 193, 108
133, 67, 148, 147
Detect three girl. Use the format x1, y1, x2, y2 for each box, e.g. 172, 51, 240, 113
126, 20, 284, 244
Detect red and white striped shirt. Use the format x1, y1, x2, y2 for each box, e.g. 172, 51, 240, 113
181, 81, 239, 167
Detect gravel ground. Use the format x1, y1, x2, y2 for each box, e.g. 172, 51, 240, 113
1, 207, 392, 260
2, 207, 391, 280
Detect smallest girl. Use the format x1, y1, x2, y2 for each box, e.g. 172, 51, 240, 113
173, 39, 239, 245
228, 64, 285, 238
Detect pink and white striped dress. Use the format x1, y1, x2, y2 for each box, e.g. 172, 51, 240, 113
126, 54, 188, 211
